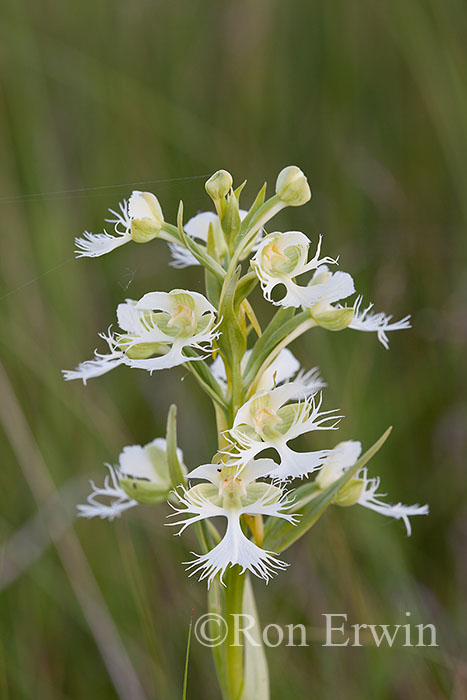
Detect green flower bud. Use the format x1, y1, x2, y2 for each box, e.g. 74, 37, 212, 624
333, 478, 365, 507
129, 191, 164, 243
311, 305, 355, 331
205, 170, 233, 200
275, 166, 311, 206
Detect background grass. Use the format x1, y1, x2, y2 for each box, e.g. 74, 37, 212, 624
0, 0, 466, 697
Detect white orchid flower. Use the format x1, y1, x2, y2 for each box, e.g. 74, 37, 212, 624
78, 438, 184, 520
341, 295, 412, 349
210, 348, 325, 398
302, 270, 410, 345
169, 209, 262, 268
63, 290, 219, 383
225, 384, 341, 480
317, 441, 429, 535
75, 191, 165, 258
252, 231, 355, 308
169, 459, 298, 587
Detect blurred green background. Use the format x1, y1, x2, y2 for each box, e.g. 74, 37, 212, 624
0, 0, 466, 697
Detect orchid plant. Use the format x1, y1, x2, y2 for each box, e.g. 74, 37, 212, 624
65, 167, 428, 699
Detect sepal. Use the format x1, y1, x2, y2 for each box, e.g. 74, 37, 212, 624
310, 305, 354, 331
332, 478, 365, 507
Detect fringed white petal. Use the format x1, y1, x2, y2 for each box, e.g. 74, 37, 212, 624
62, 353, 124, 385
168, 485, 226, 535
357, 470, 428, 536
290, 366, 326, 398
269, 444, 332, 481
273, 393, 342, 442
184, 516, 289, 588
74, 229, 132, 258
168, 243, 199, 268
77, 465, 138, 521
105, 199, 131, 234
346, 295, 411, 349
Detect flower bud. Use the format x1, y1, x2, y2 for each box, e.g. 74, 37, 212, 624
275, 166, 311, 206
128, 191, 164, 243
205, 170, 233, 200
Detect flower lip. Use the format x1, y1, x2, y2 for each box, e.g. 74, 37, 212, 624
168, 459, 297, 586
342, 295, 412, 349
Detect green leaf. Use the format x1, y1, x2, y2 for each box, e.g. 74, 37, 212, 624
182, 612, 193, 700
236, 183, 267, 242
205, 222, 223, 307
166, 404, 186, 488
175, 201, 226, 282
207, 580, 229, 697
263, 427, 392, 553
234, 179, 247, 201
182, 350, 229, 415
234, 272, 258, 308
240, 576, 269, 700
242, 308, 303, 387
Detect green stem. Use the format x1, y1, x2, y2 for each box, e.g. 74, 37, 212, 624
224, 567, 246, 700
